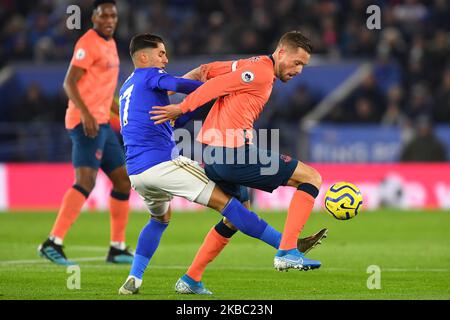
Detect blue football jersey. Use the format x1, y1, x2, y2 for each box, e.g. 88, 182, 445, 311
119, 67, 201, 175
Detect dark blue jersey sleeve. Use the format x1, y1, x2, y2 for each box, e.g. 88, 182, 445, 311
148, 70, 203, 94
173, 109, 201, 128
158, 75, 203, 94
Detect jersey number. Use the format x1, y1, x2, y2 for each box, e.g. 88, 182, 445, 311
120, 84, 134, 126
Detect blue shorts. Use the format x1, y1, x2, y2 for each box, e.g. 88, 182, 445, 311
204, 144, 298, 202
68, 124, 126, 174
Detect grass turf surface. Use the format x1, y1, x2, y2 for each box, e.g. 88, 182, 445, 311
0, 209, 449, 300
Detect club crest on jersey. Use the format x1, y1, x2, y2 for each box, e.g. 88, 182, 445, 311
95, 149, 103, 161
241, 71, 254, 83
280, 154, 292, 163
75, 48, 86, 60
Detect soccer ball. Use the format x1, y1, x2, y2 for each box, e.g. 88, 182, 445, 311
324, 182, 363, 220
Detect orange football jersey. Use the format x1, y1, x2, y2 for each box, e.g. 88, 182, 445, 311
65, 29, 119, 129
179, 56, 276, 147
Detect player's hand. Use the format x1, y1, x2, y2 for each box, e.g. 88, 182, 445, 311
81, 111, 99, 138
149, 104, 183, 125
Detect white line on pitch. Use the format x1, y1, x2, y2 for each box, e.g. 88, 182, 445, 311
0, 257, 105, 265
69, 246, 108, 252
0, 258, 448, 273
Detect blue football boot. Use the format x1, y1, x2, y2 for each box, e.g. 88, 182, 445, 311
175, 274, 212, 295
274, 248, 321, 271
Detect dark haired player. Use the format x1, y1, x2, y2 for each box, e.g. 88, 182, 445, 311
117, 33, 324, 295
38, 0, 133, 265
151, 31, 327, 292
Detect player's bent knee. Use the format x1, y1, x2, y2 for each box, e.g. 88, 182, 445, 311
148, 202, 170, 220
291, 162, 322, 189
75, 179, 96, 193
152, 214, 170, 224
75, 168, 97, 192
205, 185, 231, 212
195, 180, 216, 207
310, 167, 322, 189
114, 179, 131, 193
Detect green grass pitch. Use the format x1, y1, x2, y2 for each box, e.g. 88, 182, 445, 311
0, 209, 449, 300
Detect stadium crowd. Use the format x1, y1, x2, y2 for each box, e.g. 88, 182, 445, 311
0, 0, 449, 161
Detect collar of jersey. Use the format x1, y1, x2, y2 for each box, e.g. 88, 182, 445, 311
135, 67, 160, 71
93, 28, 112, 41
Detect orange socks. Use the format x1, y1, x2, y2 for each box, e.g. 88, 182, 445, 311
109, 191, 130, 243
279, 189, 316, 250
50, 187, 129, 243
50, 186, 88, 239
186, 227, 230, 282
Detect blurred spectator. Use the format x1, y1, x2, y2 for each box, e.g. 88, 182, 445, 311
425, 30, 450, 89
1, 14, 30, 61
377, 27, 407, 63
392, 0, 428, 26
434, 69, 450, 122
272, 85, 316, 122
1, 0, 449, 163
400, 116, 447, 162
404, 83, 433, 121
381, 85, 407, 126
351, 97, 381, 123
343, 73, 386, 122
12, 83, 50, 122
430, 0, 450, 31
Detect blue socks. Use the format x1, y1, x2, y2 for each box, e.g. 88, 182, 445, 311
130, 218, 168, 280
259, 225, 282, 249
221, 198, 268, 239
220, 197, 284, 249
219, 198, 283, 249
213, 217, 282, 248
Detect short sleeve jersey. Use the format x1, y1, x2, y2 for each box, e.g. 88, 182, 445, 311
178, 56, 276, 147
65, 29, 120, 129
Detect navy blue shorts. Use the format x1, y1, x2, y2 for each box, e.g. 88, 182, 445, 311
204, 144, 298, 202
68, 124, 126, 174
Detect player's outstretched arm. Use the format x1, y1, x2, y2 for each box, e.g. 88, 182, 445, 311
156, 73, 203, 95
63, 64, 99, 137
181, 66, 203, 81
150, 65, 269, 124
149, 70, 247, 124
182, 60, 236, 82
163, 66, 203, 96
177, 65, 265, 114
